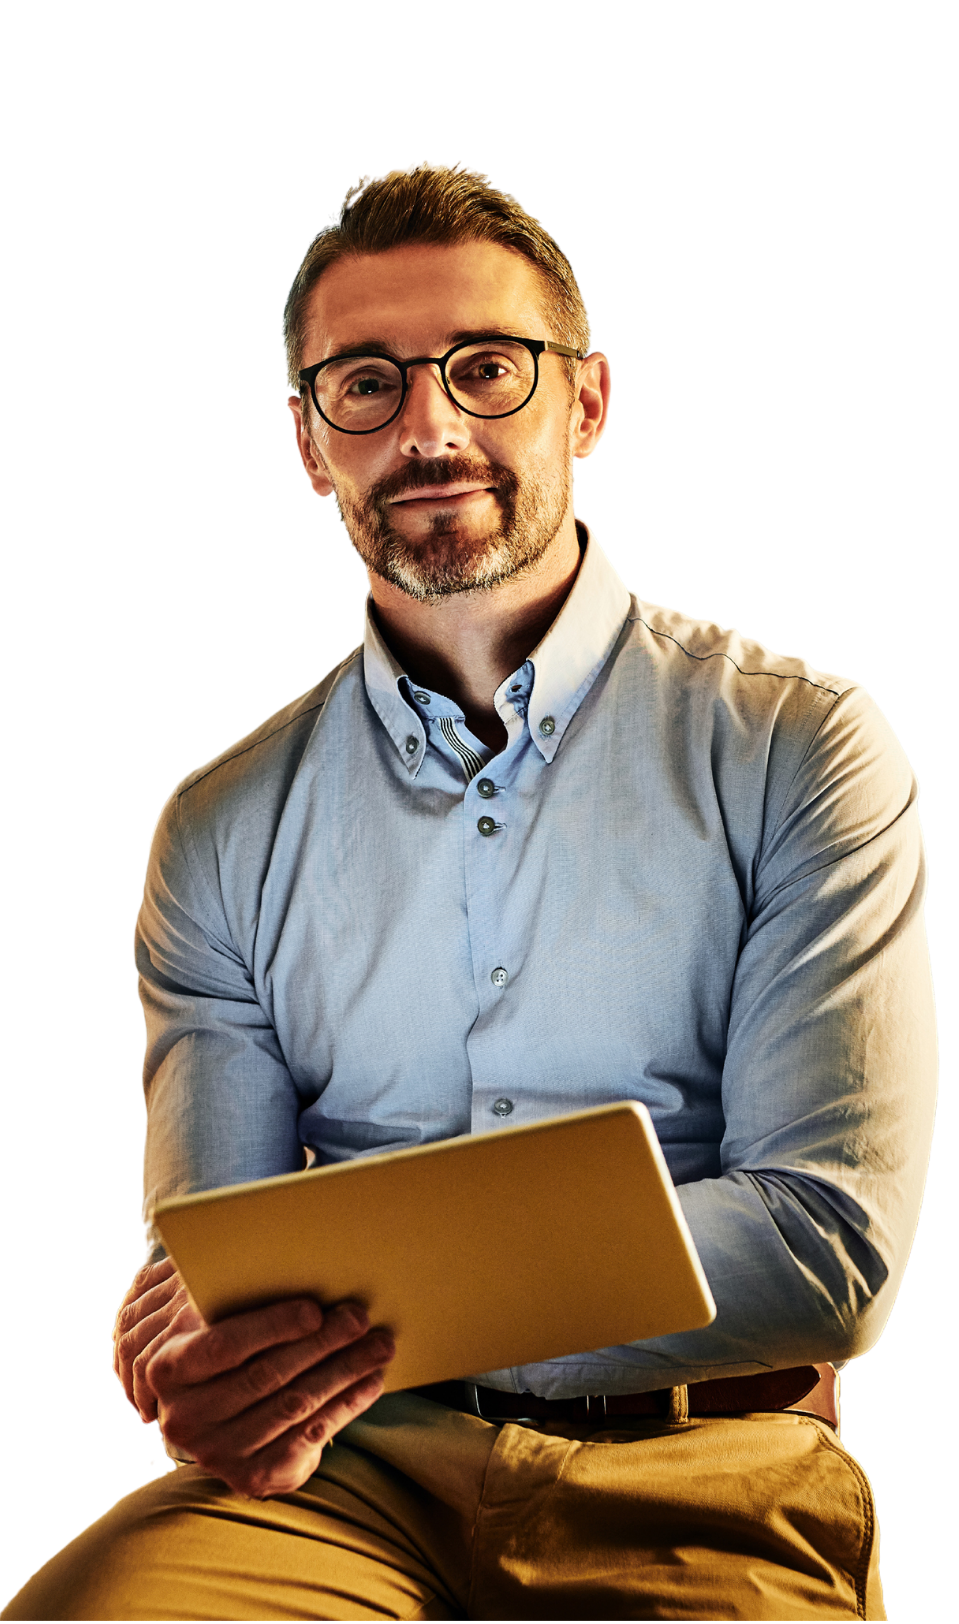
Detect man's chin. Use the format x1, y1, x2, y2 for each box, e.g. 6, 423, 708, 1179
370, 544, 521, 603
340, 513, 518, 600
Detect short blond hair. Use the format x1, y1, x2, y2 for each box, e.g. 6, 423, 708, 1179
284, 165, 590, 387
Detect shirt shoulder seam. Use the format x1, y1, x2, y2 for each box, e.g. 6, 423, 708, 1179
175, 652, 357, 802
628, 611, 854, 698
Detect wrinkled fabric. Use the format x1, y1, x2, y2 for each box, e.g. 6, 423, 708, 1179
137, 533, 936, 1398
2, 1397, 885, 1620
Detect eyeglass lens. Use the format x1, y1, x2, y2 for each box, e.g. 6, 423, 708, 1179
313, 340, 538, 431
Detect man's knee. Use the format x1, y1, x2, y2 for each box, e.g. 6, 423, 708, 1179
2, 1471, 199, 1620
3, 1459, 460, 1622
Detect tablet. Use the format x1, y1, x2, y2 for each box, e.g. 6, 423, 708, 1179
152, 1100, 716, 1392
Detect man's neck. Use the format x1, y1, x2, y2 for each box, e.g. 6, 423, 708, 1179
368, 517, 583, 752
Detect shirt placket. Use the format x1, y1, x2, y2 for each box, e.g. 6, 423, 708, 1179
462, 674, 533, 1131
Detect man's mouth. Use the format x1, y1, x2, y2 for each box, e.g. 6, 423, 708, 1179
388, 481, 494, 505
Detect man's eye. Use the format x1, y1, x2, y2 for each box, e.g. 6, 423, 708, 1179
327, 361, 399, 400
455, 358, 513, 385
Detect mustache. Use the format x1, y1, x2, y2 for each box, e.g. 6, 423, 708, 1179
369, 456, 519, 509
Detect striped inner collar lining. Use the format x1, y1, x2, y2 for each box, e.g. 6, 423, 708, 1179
437, 716, 486, 784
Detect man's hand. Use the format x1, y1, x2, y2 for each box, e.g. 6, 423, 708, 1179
113, 1261, 395, 1498
114, 1258, 203, 1422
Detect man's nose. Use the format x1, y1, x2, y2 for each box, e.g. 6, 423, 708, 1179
397, 364, 471, 458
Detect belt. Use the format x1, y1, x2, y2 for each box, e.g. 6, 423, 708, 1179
410, 1363, 838, 1429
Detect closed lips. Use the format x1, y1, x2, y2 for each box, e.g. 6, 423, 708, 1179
390, 483, 493, 502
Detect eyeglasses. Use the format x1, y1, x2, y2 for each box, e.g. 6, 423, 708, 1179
298, 335, 583, 436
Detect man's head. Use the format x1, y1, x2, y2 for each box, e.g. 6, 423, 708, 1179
286, 167, 608, 603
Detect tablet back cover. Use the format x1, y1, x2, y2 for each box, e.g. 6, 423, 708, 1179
153, 1100, 715, 1392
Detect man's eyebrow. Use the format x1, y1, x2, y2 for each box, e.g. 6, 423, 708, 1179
319, 328, 525, 364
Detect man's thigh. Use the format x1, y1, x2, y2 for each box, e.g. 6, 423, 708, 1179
0, 1448, 469, 1622
469, 1411, 885, 1621
2, 1399, 885, 1621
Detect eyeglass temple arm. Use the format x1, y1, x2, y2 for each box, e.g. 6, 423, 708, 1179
543, 341, 585, 359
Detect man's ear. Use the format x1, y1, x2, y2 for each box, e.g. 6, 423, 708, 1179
289, 395, 336, 497
574, 352, 610, 461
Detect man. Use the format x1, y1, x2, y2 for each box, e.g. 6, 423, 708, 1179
4, 165, 936, 1621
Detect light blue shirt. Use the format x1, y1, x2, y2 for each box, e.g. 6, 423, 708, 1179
138, 533, 936, 1396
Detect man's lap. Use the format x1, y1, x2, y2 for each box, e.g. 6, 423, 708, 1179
2, 1395, 885, 1621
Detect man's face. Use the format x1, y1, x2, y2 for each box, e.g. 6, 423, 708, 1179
291, 242, 586, 602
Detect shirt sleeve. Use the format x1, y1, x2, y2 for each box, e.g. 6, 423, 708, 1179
506, 684, 938, 1396
137, 787, 304, 1257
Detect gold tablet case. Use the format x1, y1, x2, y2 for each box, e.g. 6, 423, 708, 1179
152, 1100, 716, 1392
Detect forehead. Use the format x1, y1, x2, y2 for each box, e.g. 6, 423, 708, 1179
301, 241, 551, 360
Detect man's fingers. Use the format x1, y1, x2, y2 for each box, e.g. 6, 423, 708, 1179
129, 1295, 203, 1419
115, 1258, 176, 1318
297, 1370, 386, 1450
114, 1270, 181, 1345
147, 1295, 332, 1391
150, 1299, 374, 1416
115, 1285, 191, 1399
168, 1323, 395, 1456
113, 1261, 180, 1376
121, 1256, 176, 1303
204, 1370, 386, 1500
112, 1261, 190, 1418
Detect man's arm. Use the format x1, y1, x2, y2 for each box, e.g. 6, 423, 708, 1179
136, 782, 307, 1233
125, 769, 395, 1493
680, 685, 936, 1364
501, 682, 937, 1396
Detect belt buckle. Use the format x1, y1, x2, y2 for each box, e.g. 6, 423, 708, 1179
468, 1382, 589, 1424
466, 1383, 610, 1425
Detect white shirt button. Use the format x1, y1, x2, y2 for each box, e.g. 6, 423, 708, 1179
492, 1097, 514, 1117
405, 736, 419, 754
539, 716, 556, 736
490, 966, 508, 988
413, 690, 430, 704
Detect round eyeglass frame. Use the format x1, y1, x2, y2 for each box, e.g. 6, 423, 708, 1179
297, 335, 584, 436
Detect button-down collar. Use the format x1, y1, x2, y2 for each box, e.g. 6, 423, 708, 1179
362, 530, 632, 772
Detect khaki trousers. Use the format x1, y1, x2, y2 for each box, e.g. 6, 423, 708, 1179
3, 1392, 884, 1621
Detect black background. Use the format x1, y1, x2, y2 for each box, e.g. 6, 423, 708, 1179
7, 104, 941, 1624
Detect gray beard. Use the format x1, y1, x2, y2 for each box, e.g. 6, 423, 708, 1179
330, 453, 572, 604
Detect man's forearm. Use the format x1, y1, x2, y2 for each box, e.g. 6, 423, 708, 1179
478, 1154, 932, 1400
